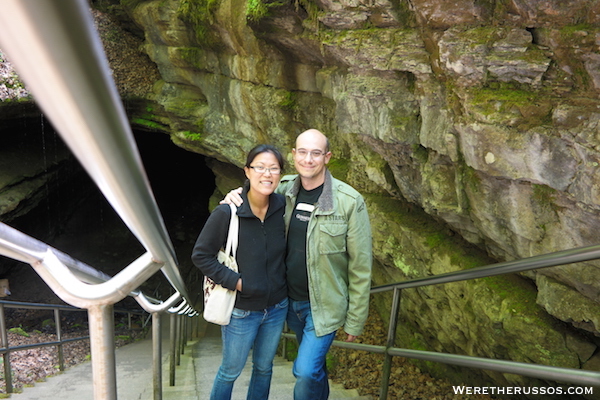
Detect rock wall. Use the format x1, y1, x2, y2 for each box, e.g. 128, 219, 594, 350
122, 0, 600, 393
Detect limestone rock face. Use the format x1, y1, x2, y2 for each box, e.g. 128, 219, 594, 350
4, 0, 600, 392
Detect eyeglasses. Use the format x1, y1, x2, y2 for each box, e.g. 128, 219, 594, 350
249, 166, 282, 175
295, 149, 326, 159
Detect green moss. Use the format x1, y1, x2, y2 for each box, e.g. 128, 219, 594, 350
460, 26, 502, 45
9, 327, 29, 337
469, 86, 537, 114
532, 184, 561, 215
132, 118, 166, 131
278, 91, 297, 111
246, 0, 269, 21
41, 319, 55, 328
177, 0, 220, 46
558, 24, 595, 39
327, 158, 349, 182
462, 165, 482, 194
297, 0, 322, 31
532, 184, 555, 205
367, 194, 492, 271
481, 274, 564, 333
178, 47, 206, 69
181, 131, 203, 141
411, 144, 428, 164
245, 0, 286, 22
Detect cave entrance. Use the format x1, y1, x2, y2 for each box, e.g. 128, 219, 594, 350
0, 115, 215, 312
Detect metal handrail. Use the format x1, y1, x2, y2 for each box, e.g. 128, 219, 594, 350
303, 244, 600, 398
0, 0, 191, 306
371, 243, 600, 293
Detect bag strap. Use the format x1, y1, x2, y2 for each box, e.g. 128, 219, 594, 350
224, 203, 239, 258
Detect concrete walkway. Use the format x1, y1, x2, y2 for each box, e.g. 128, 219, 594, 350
9, 316, 369, 400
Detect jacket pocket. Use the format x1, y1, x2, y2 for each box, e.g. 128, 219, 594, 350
319, 222, 347, 254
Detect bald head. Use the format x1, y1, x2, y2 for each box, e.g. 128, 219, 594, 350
296, 129, 329, 153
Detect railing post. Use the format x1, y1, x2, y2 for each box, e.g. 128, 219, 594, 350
54, 308, 65, 371
176, 315, 182, 365
0, 303, 13, 394
379, 287, 402, 400
152, 312, 163, 400
180, 316, 186, 356
169, 313, 177, 386
88, 304, 117, 400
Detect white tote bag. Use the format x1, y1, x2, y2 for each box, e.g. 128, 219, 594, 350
203, 203, 239, 325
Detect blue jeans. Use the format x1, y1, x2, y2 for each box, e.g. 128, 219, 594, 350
210, 298, 288, 400
286, 300, 337, 400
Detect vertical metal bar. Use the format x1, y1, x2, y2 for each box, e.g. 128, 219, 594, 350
379, 288, 402, 400
180, 317, 186, 356
169, 313, 176, 386
88, 304, 117, 400
55, 308, 65, 371
0, 303, 13, 393
176, 315, 183, 365
152, 312, 162, 400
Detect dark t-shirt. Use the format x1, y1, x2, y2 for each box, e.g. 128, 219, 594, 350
286, 184, 323, 301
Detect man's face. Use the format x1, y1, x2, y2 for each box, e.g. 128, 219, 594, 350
292, 132, 331, 183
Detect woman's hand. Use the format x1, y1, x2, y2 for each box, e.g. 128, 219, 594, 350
236, 278, 242, 292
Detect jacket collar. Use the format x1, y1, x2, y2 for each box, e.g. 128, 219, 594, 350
238, 183, 285, 219
287, 169, 334, 212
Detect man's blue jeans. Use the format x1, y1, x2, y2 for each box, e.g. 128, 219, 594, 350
210, 298, 288, 400
287, 299, 337, 400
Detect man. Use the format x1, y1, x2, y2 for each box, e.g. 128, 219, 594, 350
225, 129, 372, 399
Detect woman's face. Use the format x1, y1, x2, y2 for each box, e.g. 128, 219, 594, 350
244, 151, 282, 196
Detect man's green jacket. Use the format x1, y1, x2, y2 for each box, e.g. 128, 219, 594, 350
278, 170, 373, 337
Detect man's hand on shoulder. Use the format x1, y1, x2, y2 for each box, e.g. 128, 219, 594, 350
220, 187, 244, 206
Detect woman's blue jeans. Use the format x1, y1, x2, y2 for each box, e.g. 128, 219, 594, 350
286, 299, 337, 400
210, 298, 288, 400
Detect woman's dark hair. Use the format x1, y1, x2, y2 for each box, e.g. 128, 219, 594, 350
245, 144, 285, 172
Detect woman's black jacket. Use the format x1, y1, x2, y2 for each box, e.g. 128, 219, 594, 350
191, 191, 287, 311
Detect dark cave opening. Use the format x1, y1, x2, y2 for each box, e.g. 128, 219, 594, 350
0, 116, 215, 317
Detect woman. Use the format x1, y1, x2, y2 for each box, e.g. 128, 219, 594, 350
191, 144, 288, 400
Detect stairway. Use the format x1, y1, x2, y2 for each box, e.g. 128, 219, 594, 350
158, 322, 372, 400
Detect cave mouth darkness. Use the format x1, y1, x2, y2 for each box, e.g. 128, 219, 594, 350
0, 114, 215, 318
